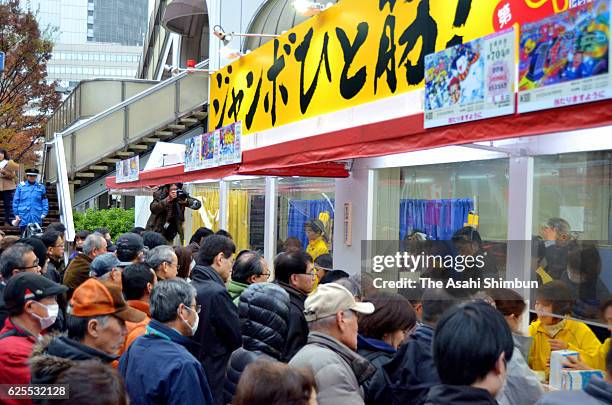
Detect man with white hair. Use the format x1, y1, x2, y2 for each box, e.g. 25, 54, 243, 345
289, 283, 377, 405
63, 233, 107, 300
147, 245, 178, 281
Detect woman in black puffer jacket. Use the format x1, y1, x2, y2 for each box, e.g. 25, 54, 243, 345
224, 282, 290, 403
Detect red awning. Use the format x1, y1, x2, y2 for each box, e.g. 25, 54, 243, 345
106, 161, 348, 190
106, 163, 239, 190
107, 98, 612, 191
240, 99, 612, 173
238, 161, 349, 178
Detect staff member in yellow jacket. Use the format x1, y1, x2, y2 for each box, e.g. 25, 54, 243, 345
528, 281, 602, 376
305, 219, 329, 261
564, 298, 612, 372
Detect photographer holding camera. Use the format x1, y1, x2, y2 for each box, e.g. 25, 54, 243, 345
146, 183, 201, 244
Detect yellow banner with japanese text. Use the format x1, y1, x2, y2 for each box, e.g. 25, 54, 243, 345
209, 0, 570, 135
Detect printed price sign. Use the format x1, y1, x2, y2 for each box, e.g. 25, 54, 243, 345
424, 28, 516, 129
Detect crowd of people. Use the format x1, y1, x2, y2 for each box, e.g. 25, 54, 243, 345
0, 209, 611, 404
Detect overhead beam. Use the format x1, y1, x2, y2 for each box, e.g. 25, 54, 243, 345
89, 165, 108, 171
167, 124, 186, 131
116, 151, 135, 157
155, 130, 173, 137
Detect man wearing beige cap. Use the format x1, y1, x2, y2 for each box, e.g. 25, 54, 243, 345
289, 283, 377, 405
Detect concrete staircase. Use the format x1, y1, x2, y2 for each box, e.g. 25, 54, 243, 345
0, 183, 61, 236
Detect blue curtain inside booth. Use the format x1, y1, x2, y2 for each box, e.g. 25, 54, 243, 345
400, 199, 474, 241
287, 199, 335, 249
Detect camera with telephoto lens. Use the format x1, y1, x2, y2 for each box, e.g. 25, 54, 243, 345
176, 189, 189, 200
176, 189, 202, 210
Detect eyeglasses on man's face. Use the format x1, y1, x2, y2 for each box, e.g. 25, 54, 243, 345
17, 259, 40, 270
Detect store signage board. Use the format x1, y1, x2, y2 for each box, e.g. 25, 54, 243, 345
518, 0, 611, 113
115, 156, 139, 183
211, 1, 583, 137
210, 0, 505, 135
184, 121, 242, 173
424, 28, 515, 129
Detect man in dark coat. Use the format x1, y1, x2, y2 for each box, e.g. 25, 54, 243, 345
366, 288, 463, 405
41, 230, 66, 284
146, 183, 200, 244
190, 235, 241, 405
224, 283, 290, 403
120, 279, 213, 405
63, 234, 107, 301
273, 250, 315, 361
424, 302, 513, 405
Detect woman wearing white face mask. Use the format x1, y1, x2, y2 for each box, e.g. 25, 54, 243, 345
0, 272, 67, 394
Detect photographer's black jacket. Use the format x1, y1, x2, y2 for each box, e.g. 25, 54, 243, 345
145, 188, 188, 240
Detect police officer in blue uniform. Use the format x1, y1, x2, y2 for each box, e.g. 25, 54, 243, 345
12, 168, 48, 233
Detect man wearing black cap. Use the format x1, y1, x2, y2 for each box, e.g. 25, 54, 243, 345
0, 273, 67, 398
11, 168, 48, 233
0, 243, 42, 326
116, 232, 145, 265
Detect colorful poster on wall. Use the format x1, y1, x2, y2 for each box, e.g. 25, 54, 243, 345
201, 131, 218, 168
184, 122, 241, 172
184, 135, 202, 172
115, 156, 139, 183
424, 28, 515, 128
518, 0, 611, 113
219, 121, 242, 165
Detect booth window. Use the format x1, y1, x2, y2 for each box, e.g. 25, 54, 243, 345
372, 159, 509, 242
227, 178, 266, 253
276, 178, 335, 257
532, 151, 612, 327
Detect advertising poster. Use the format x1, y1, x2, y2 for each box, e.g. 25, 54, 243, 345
424, 28, 515, 128
115, 156, 139, 183
201, 130, 218, 168
184, 122, 241, 172
219, 121, 242, 165
518, 0, 611, 113
184, 134, 202, 172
